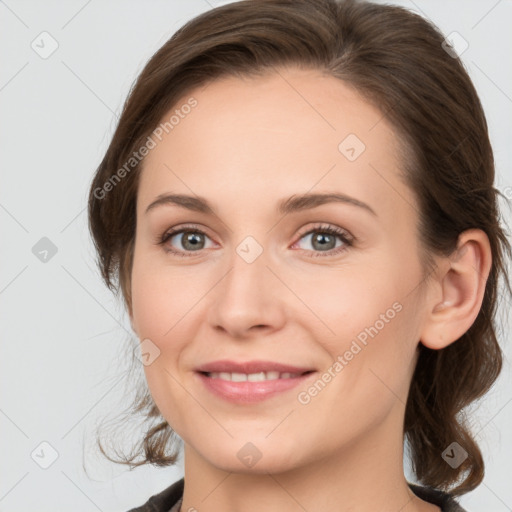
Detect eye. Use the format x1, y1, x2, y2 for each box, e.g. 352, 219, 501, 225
292, 223, 353, 258
156, 222, 354, 258
157, 224, 215, 257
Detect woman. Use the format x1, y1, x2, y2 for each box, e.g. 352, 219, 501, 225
88, 0, 511, 510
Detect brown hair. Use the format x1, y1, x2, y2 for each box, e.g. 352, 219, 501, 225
88, 0, 511, 495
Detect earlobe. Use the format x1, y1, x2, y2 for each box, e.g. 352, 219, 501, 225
420, 229, 492, 350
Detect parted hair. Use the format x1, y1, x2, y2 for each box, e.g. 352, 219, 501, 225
87, 0, 511, 495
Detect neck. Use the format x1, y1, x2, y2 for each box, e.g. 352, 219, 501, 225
179, 402, 438, 512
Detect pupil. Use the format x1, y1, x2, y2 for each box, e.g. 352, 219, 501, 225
314, 233, 334, 251
183, 232, 204, 250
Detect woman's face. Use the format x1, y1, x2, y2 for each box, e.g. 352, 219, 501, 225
130, 67, 431, 473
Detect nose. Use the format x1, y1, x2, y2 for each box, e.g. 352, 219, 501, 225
206, 244, 287, 339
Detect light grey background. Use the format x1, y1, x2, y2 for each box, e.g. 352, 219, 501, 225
1, 0, 511, 511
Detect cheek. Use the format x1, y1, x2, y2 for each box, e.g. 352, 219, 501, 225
130, 248, 207, 341
293, 256, 420, 397
288, 264, 402, 349
129, 251, 213, 415
130, 253, 200, 433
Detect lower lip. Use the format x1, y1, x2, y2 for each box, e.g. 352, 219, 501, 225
196, 371, 316, 404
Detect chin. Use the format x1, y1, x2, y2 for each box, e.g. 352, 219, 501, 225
196, 437, 304, 474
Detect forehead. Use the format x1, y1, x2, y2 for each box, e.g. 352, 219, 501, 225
138, 67, 413, 219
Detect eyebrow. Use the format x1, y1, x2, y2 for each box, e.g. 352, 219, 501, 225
145, 192, 377, 217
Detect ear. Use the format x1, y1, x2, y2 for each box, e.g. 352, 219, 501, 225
420, 229, 492, 350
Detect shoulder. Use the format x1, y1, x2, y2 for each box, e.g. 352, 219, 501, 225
408, 482, 468, 512
127, 477, 184, 512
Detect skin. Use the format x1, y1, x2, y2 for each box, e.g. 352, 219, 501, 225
128, 67, 491, 512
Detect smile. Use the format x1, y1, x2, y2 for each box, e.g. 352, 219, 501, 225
205, 371, 307, 381
196, 370, 316, 403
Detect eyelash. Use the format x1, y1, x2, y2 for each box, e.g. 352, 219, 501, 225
156, 223, 354, 258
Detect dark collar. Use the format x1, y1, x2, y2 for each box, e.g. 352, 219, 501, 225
127, 478, 467, 512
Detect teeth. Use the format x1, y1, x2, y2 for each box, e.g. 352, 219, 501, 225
207, 371, 301, 381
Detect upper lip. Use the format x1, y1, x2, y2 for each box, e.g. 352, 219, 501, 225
196, 360, 315, 375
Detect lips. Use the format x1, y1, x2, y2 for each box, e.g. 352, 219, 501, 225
194, 359, 317, 403
195, 359, 315, 375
